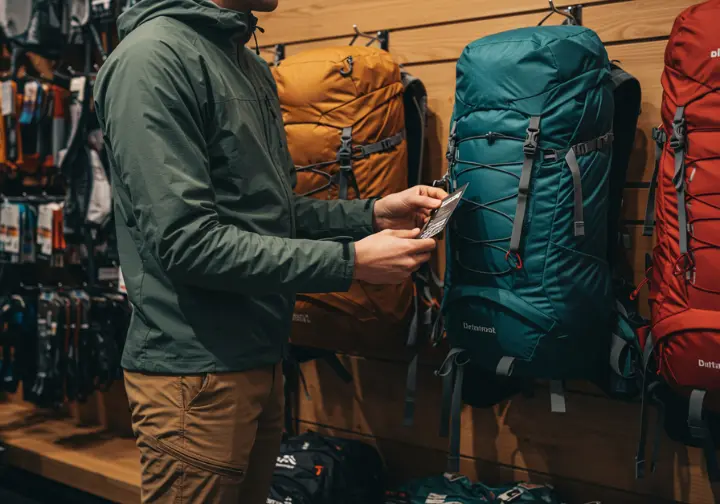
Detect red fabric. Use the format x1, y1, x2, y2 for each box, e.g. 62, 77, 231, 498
650, 0, 720, 404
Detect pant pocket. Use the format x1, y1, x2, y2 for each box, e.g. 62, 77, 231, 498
146, 435, 245, 481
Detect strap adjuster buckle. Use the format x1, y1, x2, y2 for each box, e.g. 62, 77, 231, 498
651, 127, 667, 145
575, 143, 589, 156
670, 118, 686, 151
523, 128, 539, 157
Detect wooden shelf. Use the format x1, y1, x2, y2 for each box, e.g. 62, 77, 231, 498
0, 401, 140, 504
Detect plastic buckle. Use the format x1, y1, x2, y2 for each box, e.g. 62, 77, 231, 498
338, 135, 353, 167
445, 136, 457, 163
651, 127, 667, 145
669, 118, 686, 151
523, 128, 539, 157
574, 142, 589, 156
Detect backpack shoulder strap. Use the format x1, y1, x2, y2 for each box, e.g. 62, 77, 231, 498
607, 62, 642, 271
401, 69, 428, 187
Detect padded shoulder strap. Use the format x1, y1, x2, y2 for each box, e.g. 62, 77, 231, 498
607, 62, 642, 270
401, 70, 428, 187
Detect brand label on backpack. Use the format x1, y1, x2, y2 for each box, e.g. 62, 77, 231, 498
266, 498, 293, 504
712, 49, 720, 58
425, 494, 463, 504
463, 322, 496, 334
276, 454, 297, 470
698, 359, 720, 370
293, 313, 311, 324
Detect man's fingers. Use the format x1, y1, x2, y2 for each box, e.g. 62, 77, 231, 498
386, 227, 421, 238
407, 238, 437, 253
408, 194, 443, 210
419, 185, 449, 201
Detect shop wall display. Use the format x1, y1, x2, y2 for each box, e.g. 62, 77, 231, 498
0, 1, 716, 503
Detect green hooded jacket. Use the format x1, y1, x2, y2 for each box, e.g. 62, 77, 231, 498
94, 0, 375, 373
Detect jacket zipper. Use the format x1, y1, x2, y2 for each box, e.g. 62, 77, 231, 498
236, 47, 296, 238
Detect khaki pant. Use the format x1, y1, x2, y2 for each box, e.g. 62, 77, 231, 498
124, 364, 284, 504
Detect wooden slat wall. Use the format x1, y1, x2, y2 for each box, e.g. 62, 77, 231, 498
257, 1, 719, 503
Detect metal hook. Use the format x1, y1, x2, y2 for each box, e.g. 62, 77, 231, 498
537, 0, 582, 26
349, 25, 390, 50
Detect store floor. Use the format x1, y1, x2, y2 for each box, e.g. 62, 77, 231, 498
0, 467, 111, 504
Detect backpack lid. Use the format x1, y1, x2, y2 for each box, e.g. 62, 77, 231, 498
454, 25, 609, 116
663, 0, 720, 102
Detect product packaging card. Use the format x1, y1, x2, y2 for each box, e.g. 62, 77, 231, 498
419, 183, 468, 239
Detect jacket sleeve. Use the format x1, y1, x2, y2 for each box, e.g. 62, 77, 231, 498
95, 42, 355, 295
293, 195, 377, 241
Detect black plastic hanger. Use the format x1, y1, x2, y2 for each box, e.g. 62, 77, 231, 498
349, 25, 389, 51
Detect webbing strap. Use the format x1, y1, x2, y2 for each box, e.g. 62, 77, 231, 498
565, 148, 585, 237
355, 131, 405, 158
669, 107, 688, 255
509, 116, 540, 255
437, 348, 466, 439
446, 121, 458, 165
323, 354, 353, 383
635, 332, 656, 479
688, 390, 720, 482
496, 356, 515, 377
610, 332, 629, 377
338, 127, 353, 200
403, 353, 419, 427
447, 361, 466, 473
549, 380, 566, 413
643, 128, 666, 237
572, 132, 614, 157
649, 391, 665, 474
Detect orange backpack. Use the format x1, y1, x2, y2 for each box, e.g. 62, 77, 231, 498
273, 46, 434, 357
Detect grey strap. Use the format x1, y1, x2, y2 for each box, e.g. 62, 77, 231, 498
338, 126, 353, 200
571, 132, 614, 157
447, 359, 466, 473
445, 121, 458, 165
437, 348, 465, 438
669, 107, 688, 255
509, 116, 541, 254
610, 332, 629, 377
496, 356, 515, 377
635, 332, 655, 479
643, 128, 666, 237
355, 130, 405, 158
403, 353, 419, 427
549, 380, 566, 413
565, 148, 585, 237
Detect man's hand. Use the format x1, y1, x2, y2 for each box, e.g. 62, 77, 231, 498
373, 186, 449, 231
354, 228, 437, 284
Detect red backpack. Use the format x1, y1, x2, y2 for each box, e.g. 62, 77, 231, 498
638, 0, 720, 483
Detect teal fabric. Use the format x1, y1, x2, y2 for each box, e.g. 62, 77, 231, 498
443, 26, 614, 380
388, 475, 567, 503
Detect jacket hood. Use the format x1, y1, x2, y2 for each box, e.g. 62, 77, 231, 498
117, 0, 257, 42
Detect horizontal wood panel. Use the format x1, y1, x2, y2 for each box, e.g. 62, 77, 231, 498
263, 0, 689, 66
0, 402, 140, 504
296, 354, 715, 503
255, 0, 615, 47
297, 421, 682, 504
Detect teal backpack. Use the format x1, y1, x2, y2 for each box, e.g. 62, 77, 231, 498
435, 26, 641, 472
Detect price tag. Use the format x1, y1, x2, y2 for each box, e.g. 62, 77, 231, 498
37, 204, 55, 257
1, 81, 15, 116
4, 203, 20, 255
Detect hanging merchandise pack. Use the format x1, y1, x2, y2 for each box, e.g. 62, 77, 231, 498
636, 0, 720, 483
272, 45, 439, 359
433, 24, 642, 472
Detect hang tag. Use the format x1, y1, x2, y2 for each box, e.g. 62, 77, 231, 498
0, 203, 10, 252
1, 81, 15, 116
70, 77, 87, 103
19, 81, 39, 125
118, 267, 127, 294
4, 203, 20, 255
37, 204, 55, 257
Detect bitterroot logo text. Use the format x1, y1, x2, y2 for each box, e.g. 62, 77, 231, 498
276, 455, 297, 470
698, 359, 720, 369
293, 313, 311, 324
712, 49, 720, 58
463, 322, 496, 334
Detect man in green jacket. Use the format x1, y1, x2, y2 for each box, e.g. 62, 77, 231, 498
94, 0, 445, 502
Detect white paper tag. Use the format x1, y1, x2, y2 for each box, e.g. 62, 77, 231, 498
4, 203, 20, 254
118, 267, 127, 294
1, 81, 14, 116
37, 204, 55, 256
0, 203, 10, 251
70, 77, 87, 103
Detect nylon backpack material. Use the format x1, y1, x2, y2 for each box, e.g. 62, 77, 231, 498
273, 46, 425, 355
267, 431, 385, 504
637, 0, 720, 483
438, 26, 621, 472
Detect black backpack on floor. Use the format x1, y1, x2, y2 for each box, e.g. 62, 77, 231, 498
267, 432, 385, 504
